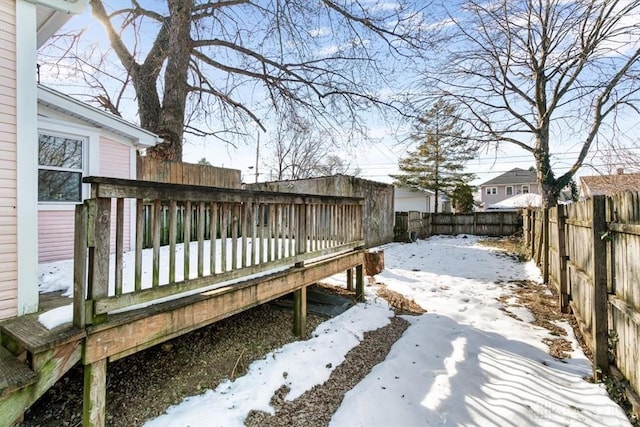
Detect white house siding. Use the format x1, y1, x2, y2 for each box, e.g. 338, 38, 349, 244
395, 196, 431, 212
0, 0, 18, 319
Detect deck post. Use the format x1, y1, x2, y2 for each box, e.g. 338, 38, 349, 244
293, 286, 307, 337
346, 268, 354, 291
355, 264, 364, 302
83, 358, 107, 427
89, 197, 111, 325
73, 202, 88, 328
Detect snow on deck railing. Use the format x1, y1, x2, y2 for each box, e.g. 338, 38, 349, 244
73, 177, 364, 327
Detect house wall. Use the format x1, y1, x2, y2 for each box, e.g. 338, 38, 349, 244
0, 0, 18, 319
481, 183, 541, 207
100, 136, 132, 253
395, 195, 430, 212
38, 134, 135, 262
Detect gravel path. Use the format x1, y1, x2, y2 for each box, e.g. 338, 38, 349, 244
245, 316, 409, 427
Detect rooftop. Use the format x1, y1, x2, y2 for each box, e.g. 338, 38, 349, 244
480, 168, 537, 186
580, 170, 640, 197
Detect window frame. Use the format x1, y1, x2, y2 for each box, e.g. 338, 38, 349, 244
505, 186, 513, 196
522, 184, 530, 194
37, 118, 99, 211
485, 187, 497, 195
38, 133, 86, 203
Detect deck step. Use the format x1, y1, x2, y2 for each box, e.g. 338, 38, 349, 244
0, 345, 36, 398
0, 313, 85, 355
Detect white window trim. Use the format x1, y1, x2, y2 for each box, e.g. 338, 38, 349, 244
485, 187, 497, 195
522, 184, 530, 193
38, 117, 100, 210
506, 185, 514, 196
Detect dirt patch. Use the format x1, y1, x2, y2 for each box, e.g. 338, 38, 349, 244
479, 235, 530, 262
374, 283, 426, 315
497, 279, 575, 359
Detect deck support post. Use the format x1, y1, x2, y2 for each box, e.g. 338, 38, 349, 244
346, 268, 353, 291
293, 286, 307, 337
83, 358, 107, 427
355, 264, 364, 302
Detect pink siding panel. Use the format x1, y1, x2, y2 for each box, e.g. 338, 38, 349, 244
38, 210, 75, 262
0, 0, 17, 320
100, 137, 132, 252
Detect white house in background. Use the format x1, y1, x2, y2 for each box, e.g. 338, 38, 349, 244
479, 167, 541, 211
394, 187, 451, 213
0, 0, 160, 321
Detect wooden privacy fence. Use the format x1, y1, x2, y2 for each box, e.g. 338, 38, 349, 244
137, 156, 241, 188
394, 211, 522, 241
73, 177, 365, 327
523, 192, 640, 407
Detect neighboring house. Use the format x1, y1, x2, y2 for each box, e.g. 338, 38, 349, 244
0, 0, 159, 320
479, 168, 540, 211
580, 169, 640, 199
393, 187, 451, 213
487, 193, 542, 211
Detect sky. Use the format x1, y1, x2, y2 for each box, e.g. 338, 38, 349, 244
37, 1, 640, 188
37, 235, 632, 426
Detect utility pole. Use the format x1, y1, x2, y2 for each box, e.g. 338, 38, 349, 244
255, 130, 260, 183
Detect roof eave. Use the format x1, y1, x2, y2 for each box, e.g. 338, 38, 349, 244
38, 84, 162, 148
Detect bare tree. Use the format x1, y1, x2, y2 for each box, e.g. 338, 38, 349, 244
314, 155, 361, 177
418, 0, 640, 207
265, 113, 332, 180
40, 0, 434, 161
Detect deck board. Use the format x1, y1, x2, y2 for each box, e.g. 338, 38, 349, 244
0, 314, 85, 354
0, 346, 36, 397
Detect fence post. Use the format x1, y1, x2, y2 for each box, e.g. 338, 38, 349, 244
523, 209, 530, 247
542, 208, 549, 283
531, 210, 536, 260
591, 195, 609, 380
556, 205, 569, 313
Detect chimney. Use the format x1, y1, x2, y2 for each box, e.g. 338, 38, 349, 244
617, 168, 624, 175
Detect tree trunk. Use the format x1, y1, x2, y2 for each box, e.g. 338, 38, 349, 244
146, 0, 193, 161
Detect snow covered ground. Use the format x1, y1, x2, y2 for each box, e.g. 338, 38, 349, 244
37, 235, 631, 426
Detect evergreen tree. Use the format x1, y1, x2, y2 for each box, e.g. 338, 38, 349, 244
451, 183, 475, 213
392, 101, 477, 213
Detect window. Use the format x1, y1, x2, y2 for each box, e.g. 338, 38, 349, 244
506, 186, 513, 196
38, 134, 84, 202
485, 187, 497, 195
522, 185, 529, 194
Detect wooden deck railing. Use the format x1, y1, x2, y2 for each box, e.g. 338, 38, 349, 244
73, 177, 364, 327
